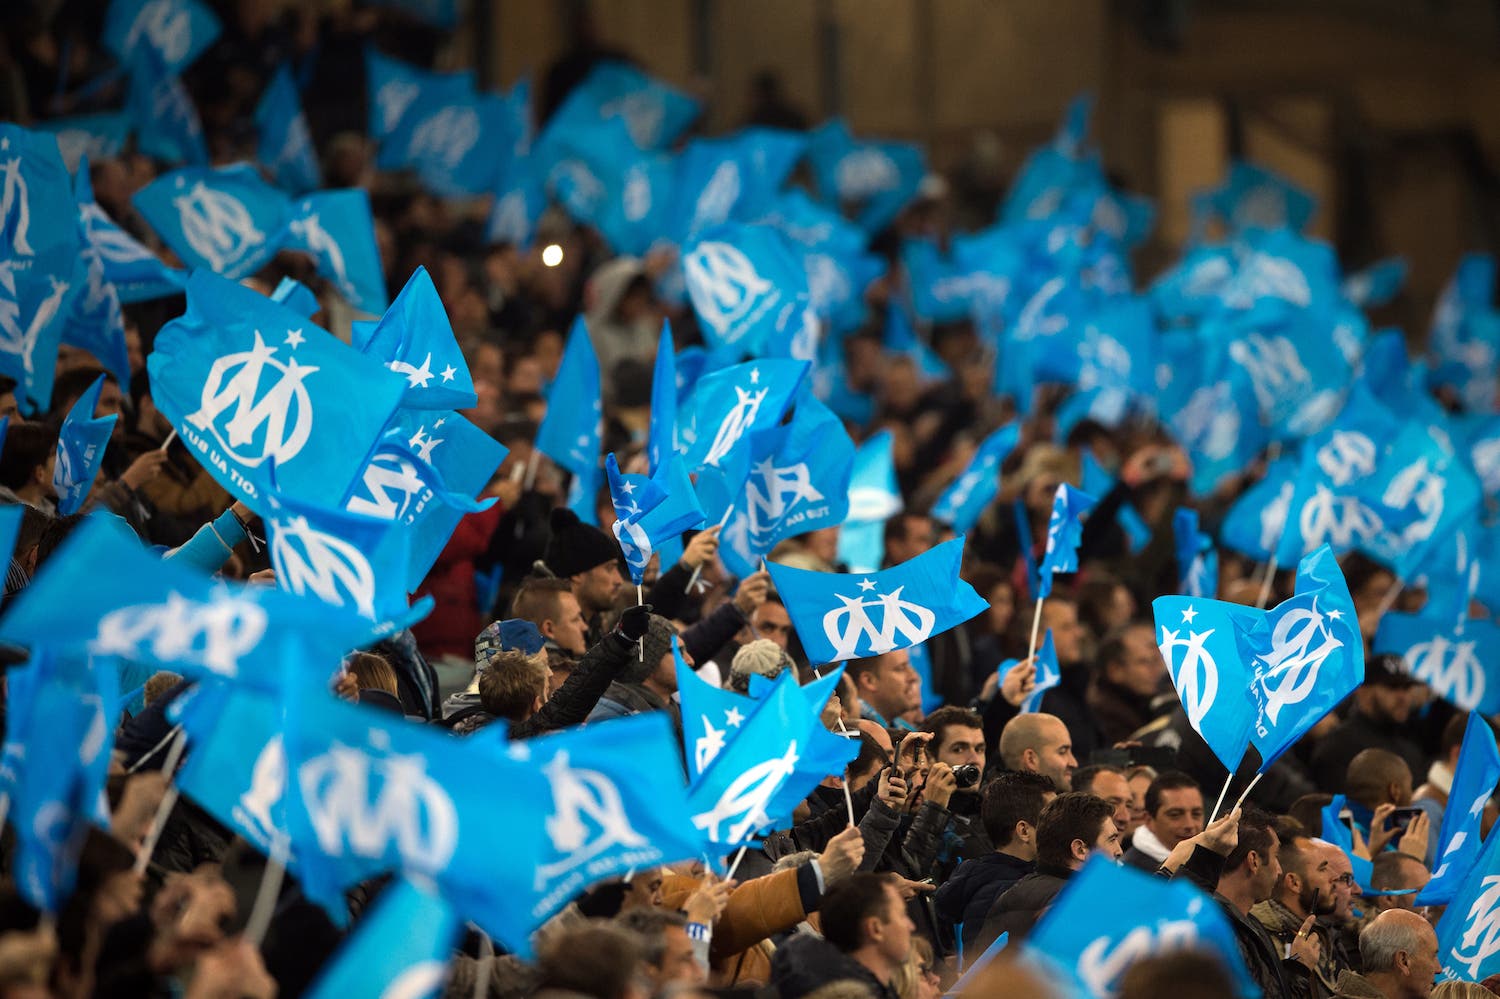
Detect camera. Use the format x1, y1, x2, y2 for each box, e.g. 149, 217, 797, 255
952, 763, 982, 788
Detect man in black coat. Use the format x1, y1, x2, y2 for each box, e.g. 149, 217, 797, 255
770, 873, 912, 999
1309, 656, 1425, 792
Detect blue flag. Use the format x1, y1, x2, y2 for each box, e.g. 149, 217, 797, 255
686, 669, 829, 851
1245, 545, 1364, 769
838, 430, 904, 574
932, 424, 1020, 534
647, 323, 677, 474
677, 359, 809, 471
365, 49, 500, 197
1152, 595, 1260, 773
36, 113, 131, 174
682, 223, 810, 359
342, 427, 499, 592
1320, 795, 1374, 892
132, 164, 290, 279
1022, 855, 1258, 999
0, 125, 83, 413
1173, 508, 1218, 599
266, 483, 433, 637
1374, 612, 1500, 716
1420, 713, 1500, 906
353, 267, 473, 408
1436, 819, 1500, 983
366, 48, 473, 148
535, 316, 602, 478
283, 190, 388, 315
1020, 631, 1060, 715
0, 514, 375, 688
1343, 257, 1408, 309
8, 654, 118, 914
731, 394, 853, 563
806, 118, 925, 234
147, 270, 408, 513
76, 172, 185, 304
104, 0, 221, 76
1038, 484, 1098, 599
606, 453, 668, 585
363, 0, 459, 28
758, 667, 860, 819
542, 61, 701, 154
125, 45, 207, 165
61, 181, 132, 389
1192, 162, 1316, 238
767, 536, 988, 665
255, 65, 321, 194
52, 374, 117, 515
634, 455, 706, 566
676, 637, 758, 782
673, 129, 806, 241
304, 877, 459, 999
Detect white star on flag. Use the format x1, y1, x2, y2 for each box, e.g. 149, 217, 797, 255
857, 578, 876, 592
1180, 605, 1198, 624
440, 365, 457, 382
283, 328, 305, 349
725, 707, 744, 728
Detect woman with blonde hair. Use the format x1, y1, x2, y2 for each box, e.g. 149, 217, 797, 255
1432, 983, 1496, 998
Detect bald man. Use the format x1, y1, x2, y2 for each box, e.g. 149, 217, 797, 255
1345, 748, 1436, 866
999, 713, 1078, 792
1334, 909, 1439, 998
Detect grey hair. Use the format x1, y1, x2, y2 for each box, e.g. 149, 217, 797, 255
1359, 913, 1429, 974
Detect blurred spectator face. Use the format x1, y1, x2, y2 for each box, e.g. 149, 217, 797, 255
654, 924, 706, 987
96, 377, 126, 441
1024, 472, 1063, 515
802, 526, 840, 566
572, 561, 622, 616
472, 343, 503, 388
1042, 600, 1084, 664
1126, 770, 1152, 835
506, 354, 544, 396
1106, 624, 1167, 698
857, 649, 921, 720
548, 592, 589, 656
986, 581, 1015, 634
1371, 855, 1429, 913
125, 323, 145, 376
148, 869, 237, 974
879, 358, 922, 412
533, 329, 564, 380
748, 601, 793, 651
886, 514, 936, 566
1084, 770, 1132, 833
1146, 786, 1205, 850
620, 867, 665, 910
0, 386, 18, 421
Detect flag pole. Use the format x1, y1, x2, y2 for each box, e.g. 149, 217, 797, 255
1229, 771, 1265, 814
1255, 557, 1278, 610
637, 583, 645, 661
133, 728, 189, 875
1207, 768, 1237, 825
522, 449, 540, 491
157, 429, 177, 453
244, 841, 287, 948
725, 845, 749, 881
1374, 577, 1405, 619
1026, 597, 1044, 666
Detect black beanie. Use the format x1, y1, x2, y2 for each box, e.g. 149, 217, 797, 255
543, 507, 619, 579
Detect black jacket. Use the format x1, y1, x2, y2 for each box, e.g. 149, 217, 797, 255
452, 630, 636, 737
1309, 709, 1426, 794
979, 864, 1073, 946
933, 851, 1034, 956
982, 662, 1106, 765
1217, 893, 1296, 999
769, 932, 900, 999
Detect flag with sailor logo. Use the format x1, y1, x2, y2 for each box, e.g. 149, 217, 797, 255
62, 162, 131, 388
126, 50, 208, 166
283, 190, 388, 314
147, 270, 408, 513
52, 374, 117, 516
1420, 713, 1500, 907
1023, 855, 1258, 999
932, 423, 1021, 534
0, 125, 84, 413
36, 113, 131, 174
1374, 611, 1500, 717
535, 314, 602, 480
676, 358, 809, 472
303, 877, 459, 999
1243, 545, 1364, 770
766, 537, 988, 666
255, 65, 320, 194
1152, 594, 1260, 773
0, 513, 379, 690
132, 164, 290, 279
750, 667, 859, 819
1436, 819, 1500, 983
265, 481, 435, 638
352, 266, 474, 409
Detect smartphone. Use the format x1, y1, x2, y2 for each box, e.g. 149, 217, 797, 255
1388, 806, 1424, 835
1339, 808, 1355, 833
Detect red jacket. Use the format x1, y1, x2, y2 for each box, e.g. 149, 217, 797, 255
411, 501, 505, 661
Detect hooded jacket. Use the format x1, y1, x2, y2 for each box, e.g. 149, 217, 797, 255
933, 851, 1035, 955
979, 864, 1074, 947
768, 931, 900, 999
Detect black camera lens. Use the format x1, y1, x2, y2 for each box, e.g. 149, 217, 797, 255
952, 763, 981, 788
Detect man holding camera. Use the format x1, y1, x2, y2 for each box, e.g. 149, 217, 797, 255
900, 707, 993, 886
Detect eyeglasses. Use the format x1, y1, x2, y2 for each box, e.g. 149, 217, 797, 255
1331, 873, 1356, 886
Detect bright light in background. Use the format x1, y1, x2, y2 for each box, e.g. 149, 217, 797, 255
541, 243, 564, 267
